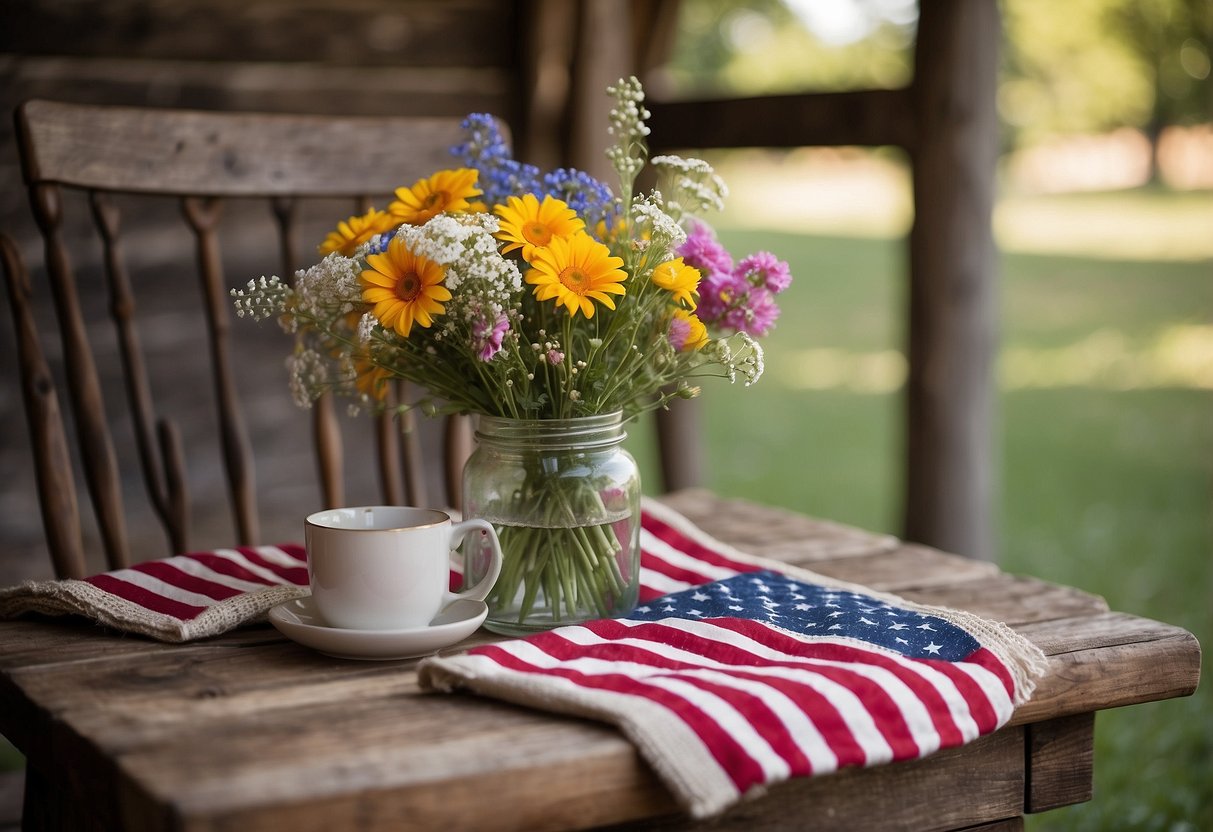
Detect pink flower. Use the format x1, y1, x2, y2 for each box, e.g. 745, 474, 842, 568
676, 221, 733, 275
472, 311, 509, 362
736, 251, 791, 294
698, 272, 781, 337
546, 348, 565, 365
740, 286, 780, 336
696, 270, 744, 327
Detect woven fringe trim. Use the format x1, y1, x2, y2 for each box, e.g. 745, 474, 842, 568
0, 579, 308, 642
640, 498, 1049, 705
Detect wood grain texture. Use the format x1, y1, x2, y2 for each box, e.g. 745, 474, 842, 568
1025, 713, 1094, 813
26, 182, 132, 571
90, 192, 190, 553
18, 100, 471, 197
184, 196, 259, 545
0, 494, 1201, 831
0, 235, 86, 579
605, 730, 1024, 832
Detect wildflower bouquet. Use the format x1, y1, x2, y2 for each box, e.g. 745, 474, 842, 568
233, 78, 792, 630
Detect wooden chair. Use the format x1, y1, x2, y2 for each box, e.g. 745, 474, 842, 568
1, 99, 517, 580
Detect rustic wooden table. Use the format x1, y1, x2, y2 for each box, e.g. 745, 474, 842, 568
0, 492, 1200, 831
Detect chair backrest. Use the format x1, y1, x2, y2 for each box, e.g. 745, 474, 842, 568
5, 99, 490, 578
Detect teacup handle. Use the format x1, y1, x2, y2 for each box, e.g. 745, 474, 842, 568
447, 519, 502, 603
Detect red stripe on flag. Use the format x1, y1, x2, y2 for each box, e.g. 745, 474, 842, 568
963, 646, 1017, 699
278, 543, 307, 563
578, 620, 921, 762
707, 618, 972, 750
468, 642, 769, 794
670, 673, 814, 775
129, 561, 245, 601
86, 574, 208, 620
639, 550, 729, 592
915, 656, 1001, 733
641, 512, 766, 575
532, 624, 851, 775
186, 552, 280, 585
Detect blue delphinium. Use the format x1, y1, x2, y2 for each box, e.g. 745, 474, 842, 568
451, 114, 541, 207
542, 168, 619, 238
451, 114, 618, 235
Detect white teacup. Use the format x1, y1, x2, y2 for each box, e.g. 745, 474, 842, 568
305, 506, 502, 631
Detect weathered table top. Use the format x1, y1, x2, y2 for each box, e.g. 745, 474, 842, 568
0, 491, 1200, 831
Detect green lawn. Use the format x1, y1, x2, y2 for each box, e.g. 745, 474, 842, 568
632, 203, 1211, 829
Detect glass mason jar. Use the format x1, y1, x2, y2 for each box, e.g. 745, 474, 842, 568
461, 411, 641, 635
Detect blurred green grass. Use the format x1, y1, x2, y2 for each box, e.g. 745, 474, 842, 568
629, 197, 1210, 829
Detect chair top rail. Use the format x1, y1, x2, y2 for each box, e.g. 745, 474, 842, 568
16, 99, 471, 197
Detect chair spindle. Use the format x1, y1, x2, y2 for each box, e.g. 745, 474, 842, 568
28, 183, 131, 570
89, 192, 190, 553
181, 195, 259, 544
1, 234, 87, 578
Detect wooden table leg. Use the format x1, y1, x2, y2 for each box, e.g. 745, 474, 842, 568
20, 764, 107, 832
1025, 712, 1096, 813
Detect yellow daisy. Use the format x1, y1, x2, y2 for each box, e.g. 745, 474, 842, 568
388, 168, 482, 225
318, 208, 396, 256
651, 257, 701, 310
526, 233, 627, 319
668, 308, 709, 352
360, 238, 451, 338
494, 194, 585, 262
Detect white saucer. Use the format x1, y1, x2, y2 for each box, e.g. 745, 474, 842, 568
268, 596, 488, 661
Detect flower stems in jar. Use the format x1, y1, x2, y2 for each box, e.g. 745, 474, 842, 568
486, 516, 630, 626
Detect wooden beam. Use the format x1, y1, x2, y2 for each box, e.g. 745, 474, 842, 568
647, 89, 915, 152
904, 0, 1001, 560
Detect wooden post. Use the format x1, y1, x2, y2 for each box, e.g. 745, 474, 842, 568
905, 0, 1001, 560
567, 0, 634, 179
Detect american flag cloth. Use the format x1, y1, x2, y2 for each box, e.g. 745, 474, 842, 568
419, 499, 1047, 819
0, 544, 311, 642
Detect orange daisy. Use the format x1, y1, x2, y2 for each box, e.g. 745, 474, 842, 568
526, 233, 627, 319
494, 194, 585, 262
318, 208, 396, 256
388, 168, 482, 226
360, 238, 451, 338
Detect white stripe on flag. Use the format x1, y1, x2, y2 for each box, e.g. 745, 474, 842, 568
668, 668, 841, 774
529, 624, 892, 768
786, 655, 944, 757
896, 661, 984, 742
250, 545, 305, 569
161, 556, 275, 593
639, 569, 696, 597
101, 568, 226, 608
644, 674, 791, 783
624, 615, 977, 747
640, 530, 742, 582
948, 659, 1017, 726
210, 548, 294, 585
626, 620, 896, 765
